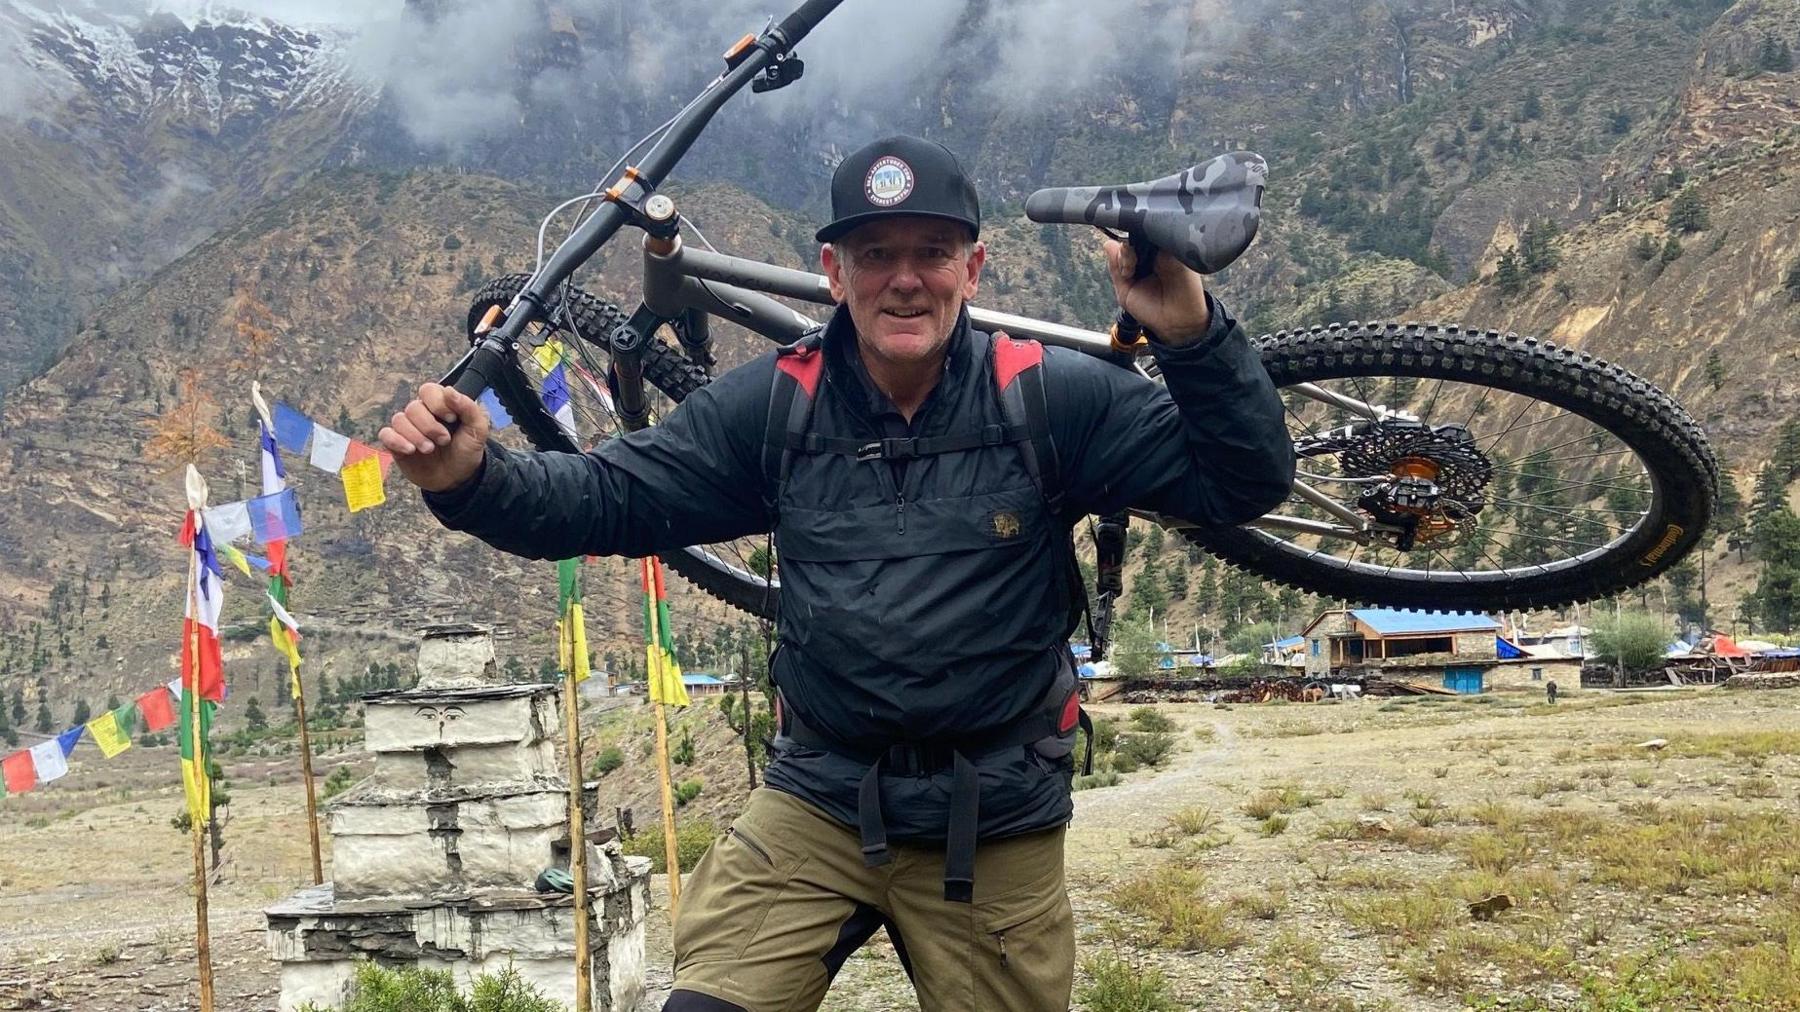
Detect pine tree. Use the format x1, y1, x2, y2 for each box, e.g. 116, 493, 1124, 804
72, 699, 90, 725
1495, 247, 1527, 296
1519, 87, 1542, 121
1666, 186, 1709, 234
34, 698, 51, 733
1758, 32, 1794, 73
1144, 525, 1164, 560
1194, 562, 1219, 615
1165, 563, 1188, 601
245, 696, 268, 731
1776, 418, 1800, 481
1785, 258, 1800, 301
1632, 233, 1659, 262
9, 687, 23, 727
1659, 234, 1683, 265
1520, 220, 1561, 275
1704, 349, 1726, 392
1753, 505, 1800, 631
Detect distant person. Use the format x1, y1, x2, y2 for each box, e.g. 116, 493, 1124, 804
1546, 679, 1559, 705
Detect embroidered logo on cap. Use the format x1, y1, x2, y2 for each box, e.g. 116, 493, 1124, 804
865, 156, 915, 207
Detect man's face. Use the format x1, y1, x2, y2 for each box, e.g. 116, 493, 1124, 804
822, 217, 985, 368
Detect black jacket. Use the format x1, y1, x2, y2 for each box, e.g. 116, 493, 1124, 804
426, 295, 1293, 840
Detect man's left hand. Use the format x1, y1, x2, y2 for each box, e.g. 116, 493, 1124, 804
1104, 238, 1211, 346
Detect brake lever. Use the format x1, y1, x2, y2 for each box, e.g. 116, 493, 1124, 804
1108, 232, 1159, 355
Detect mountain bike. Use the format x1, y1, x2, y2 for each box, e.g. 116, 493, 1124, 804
441, 0, 1717, 630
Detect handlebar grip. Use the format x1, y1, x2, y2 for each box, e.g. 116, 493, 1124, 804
449, 341, 508, 399
775, 0, 843, 45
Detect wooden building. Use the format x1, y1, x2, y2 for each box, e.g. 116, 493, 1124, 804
1302, 608, 1501, 678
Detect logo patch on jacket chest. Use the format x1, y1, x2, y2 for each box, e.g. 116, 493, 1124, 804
990, 510, 1022, 540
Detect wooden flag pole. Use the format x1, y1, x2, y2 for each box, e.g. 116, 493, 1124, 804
562, 588, 593, 1012
644, 557, 682, 918
291, 651, 324, 885
181, 470, 216, 1012
252, 382, 323, 885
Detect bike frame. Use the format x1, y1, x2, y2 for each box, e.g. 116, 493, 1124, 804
633, 234, 1393, 545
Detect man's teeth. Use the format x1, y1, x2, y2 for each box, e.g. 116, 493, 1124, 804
887, 309, 926, 317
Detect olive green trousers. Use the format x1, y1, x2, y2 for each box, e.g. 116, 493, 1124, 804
670, 788, 1074, 1012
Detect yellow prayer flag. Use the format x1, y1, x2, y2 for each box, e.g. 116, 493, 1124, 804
533, 338, 567, 374
270, 614, 303, 698
647, 644, 691, 707
86, 711, 132, 758
219, 543, 253, 577
341, 453, 386, 512
559, 603, 591, 683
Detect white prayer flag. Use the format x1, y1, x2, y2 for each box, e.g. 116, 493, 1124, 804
309, 426, 352, 473
203, 500, 254, 544
28, 740, 68, 784
166, 677, 183, 702
267, 592, 301, 633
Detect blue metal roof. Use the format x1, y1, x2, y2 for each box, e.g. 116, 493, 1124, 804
1271, 635, 1304, 649
1351, 609, 1499, 634
682, 674, 724, 685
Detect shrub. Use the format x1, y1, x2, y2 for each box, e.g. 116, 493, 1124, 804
1077, 951, 1176, 1012
1590, 610, 1669, 674
674, 778, 703, 806
1117, 730, 1176, 769
322, 765, 356, 799
299, 962, 561, 1012
589, 745, 625, 777
673, 728, 696, 765
1129, 707, 1175, 733
622, 819, 719, 873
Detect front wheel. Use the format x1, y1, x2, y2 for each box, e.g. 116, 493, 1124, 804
1179, 322, 1716, 611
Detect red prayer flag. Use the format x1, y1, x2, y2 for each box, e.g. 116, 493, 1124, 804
2, 751, 35, 794
136, 687, 177, 733
344, 440, 395, 480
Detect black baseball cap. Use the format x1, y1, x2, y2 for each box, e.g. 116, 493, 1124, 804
815, 134, 981, 243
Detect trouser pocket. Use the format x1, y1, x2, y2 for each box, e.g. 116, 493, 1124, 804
673, 820, 799, 966
975, 872, 1075, 1011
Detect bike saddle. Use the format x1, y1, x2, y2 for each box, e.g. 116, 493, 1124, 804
1023, 151, 1267, 275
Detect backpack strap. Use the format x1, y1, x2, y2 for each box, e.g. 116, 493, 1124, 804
990, 334, 1065, 517
762, 330, 826, 513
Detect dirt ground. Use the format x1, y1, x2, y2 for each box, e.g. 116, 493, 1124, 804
5, 685, 1799, 1011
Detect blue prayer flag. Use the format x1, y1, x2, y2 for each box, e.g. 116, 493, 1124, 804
273, 403, 313, 454
248, 488, 303, 544
56, 726, 84, 757
479, 389, 514, 431
542, 366, 570, 416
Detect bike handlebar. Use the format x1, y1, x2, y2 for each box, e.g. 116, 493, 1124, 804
775, 0, 846, 45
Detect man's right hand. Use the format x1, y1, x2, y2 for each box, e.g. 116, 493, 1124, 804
379, 383, 491, 493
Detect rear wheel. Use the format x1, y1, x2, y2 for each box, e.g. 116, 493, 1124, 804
1177, 322, 1716, 611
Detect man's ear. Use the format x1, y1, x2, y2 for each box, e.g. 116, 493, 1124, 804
961, 240, 987, 301
822, 244, 849, 303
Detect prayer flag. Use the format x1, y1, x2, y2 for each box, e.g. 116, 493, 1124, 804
309, 426, 351, 473
273, 402, 313, 453
86, 711, 132, 758
557, 559, 590, 684
219, 542, 253, 577
267, 592, 300, 634
247, 488, 303, 544
258, 417, 300, 698
110, 700, 138, 738
344, 440, 393, 480
341, 453, 386, 512
179, 691, 215, 827
204, 500, 254, 544
542, 365, 577, 442
166, 676, 182, 701
56, 726, 83, 757
643, 556, 691, 707
183, 513, 226, 703
532, 338, 568, 375
136, 686, 177, 733
2, 751, 34, 794
479, 389, 513, 431
28, 740, 67, 784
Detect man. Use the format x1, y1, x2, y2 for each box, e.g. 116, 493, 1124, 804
381, 135, 1293, 1011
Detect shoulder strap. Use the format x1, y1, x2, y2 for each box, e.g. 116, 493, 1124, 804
763, 330, 826, 511
990, 333, 1064, 517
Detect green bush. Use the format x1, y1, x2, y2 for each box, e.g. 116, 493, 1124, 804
674, 778, 703, 806
322, 765, 356, 799
589, 745, 625, 777
673, 728, 696, 765
1129, 707, 1175, 733
1590, 610, 1670, 674
299, 962, 561, 1012
1077, 951, 1176, 1012
1117, 730, 1176, 769
622, 819, 719, 873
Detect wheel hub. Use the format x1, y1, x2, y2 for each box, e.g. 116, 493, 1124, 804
1335, 421, 1493, 547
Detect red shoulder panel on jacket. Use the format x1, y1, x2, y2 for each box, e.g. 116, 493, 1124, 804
775, 346, 824, 398
992, 334, 1044, 392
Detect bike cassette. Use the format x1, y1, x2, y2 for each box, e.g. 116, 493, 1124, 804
1307, 420, 1494, 551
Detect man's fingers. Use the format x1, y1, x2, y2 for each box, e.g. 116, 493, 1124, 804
377, 424, 416, 456
402, 399, 451, 453
386, 411, 430, 454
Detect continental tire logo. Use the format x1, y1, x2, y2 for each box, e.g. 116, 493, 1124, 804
991, 511, 1022, 540
1639, 524, 1684, 567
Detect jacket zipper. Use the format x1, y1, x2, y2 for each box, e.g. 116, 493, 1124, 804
896, 491, 907, 533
